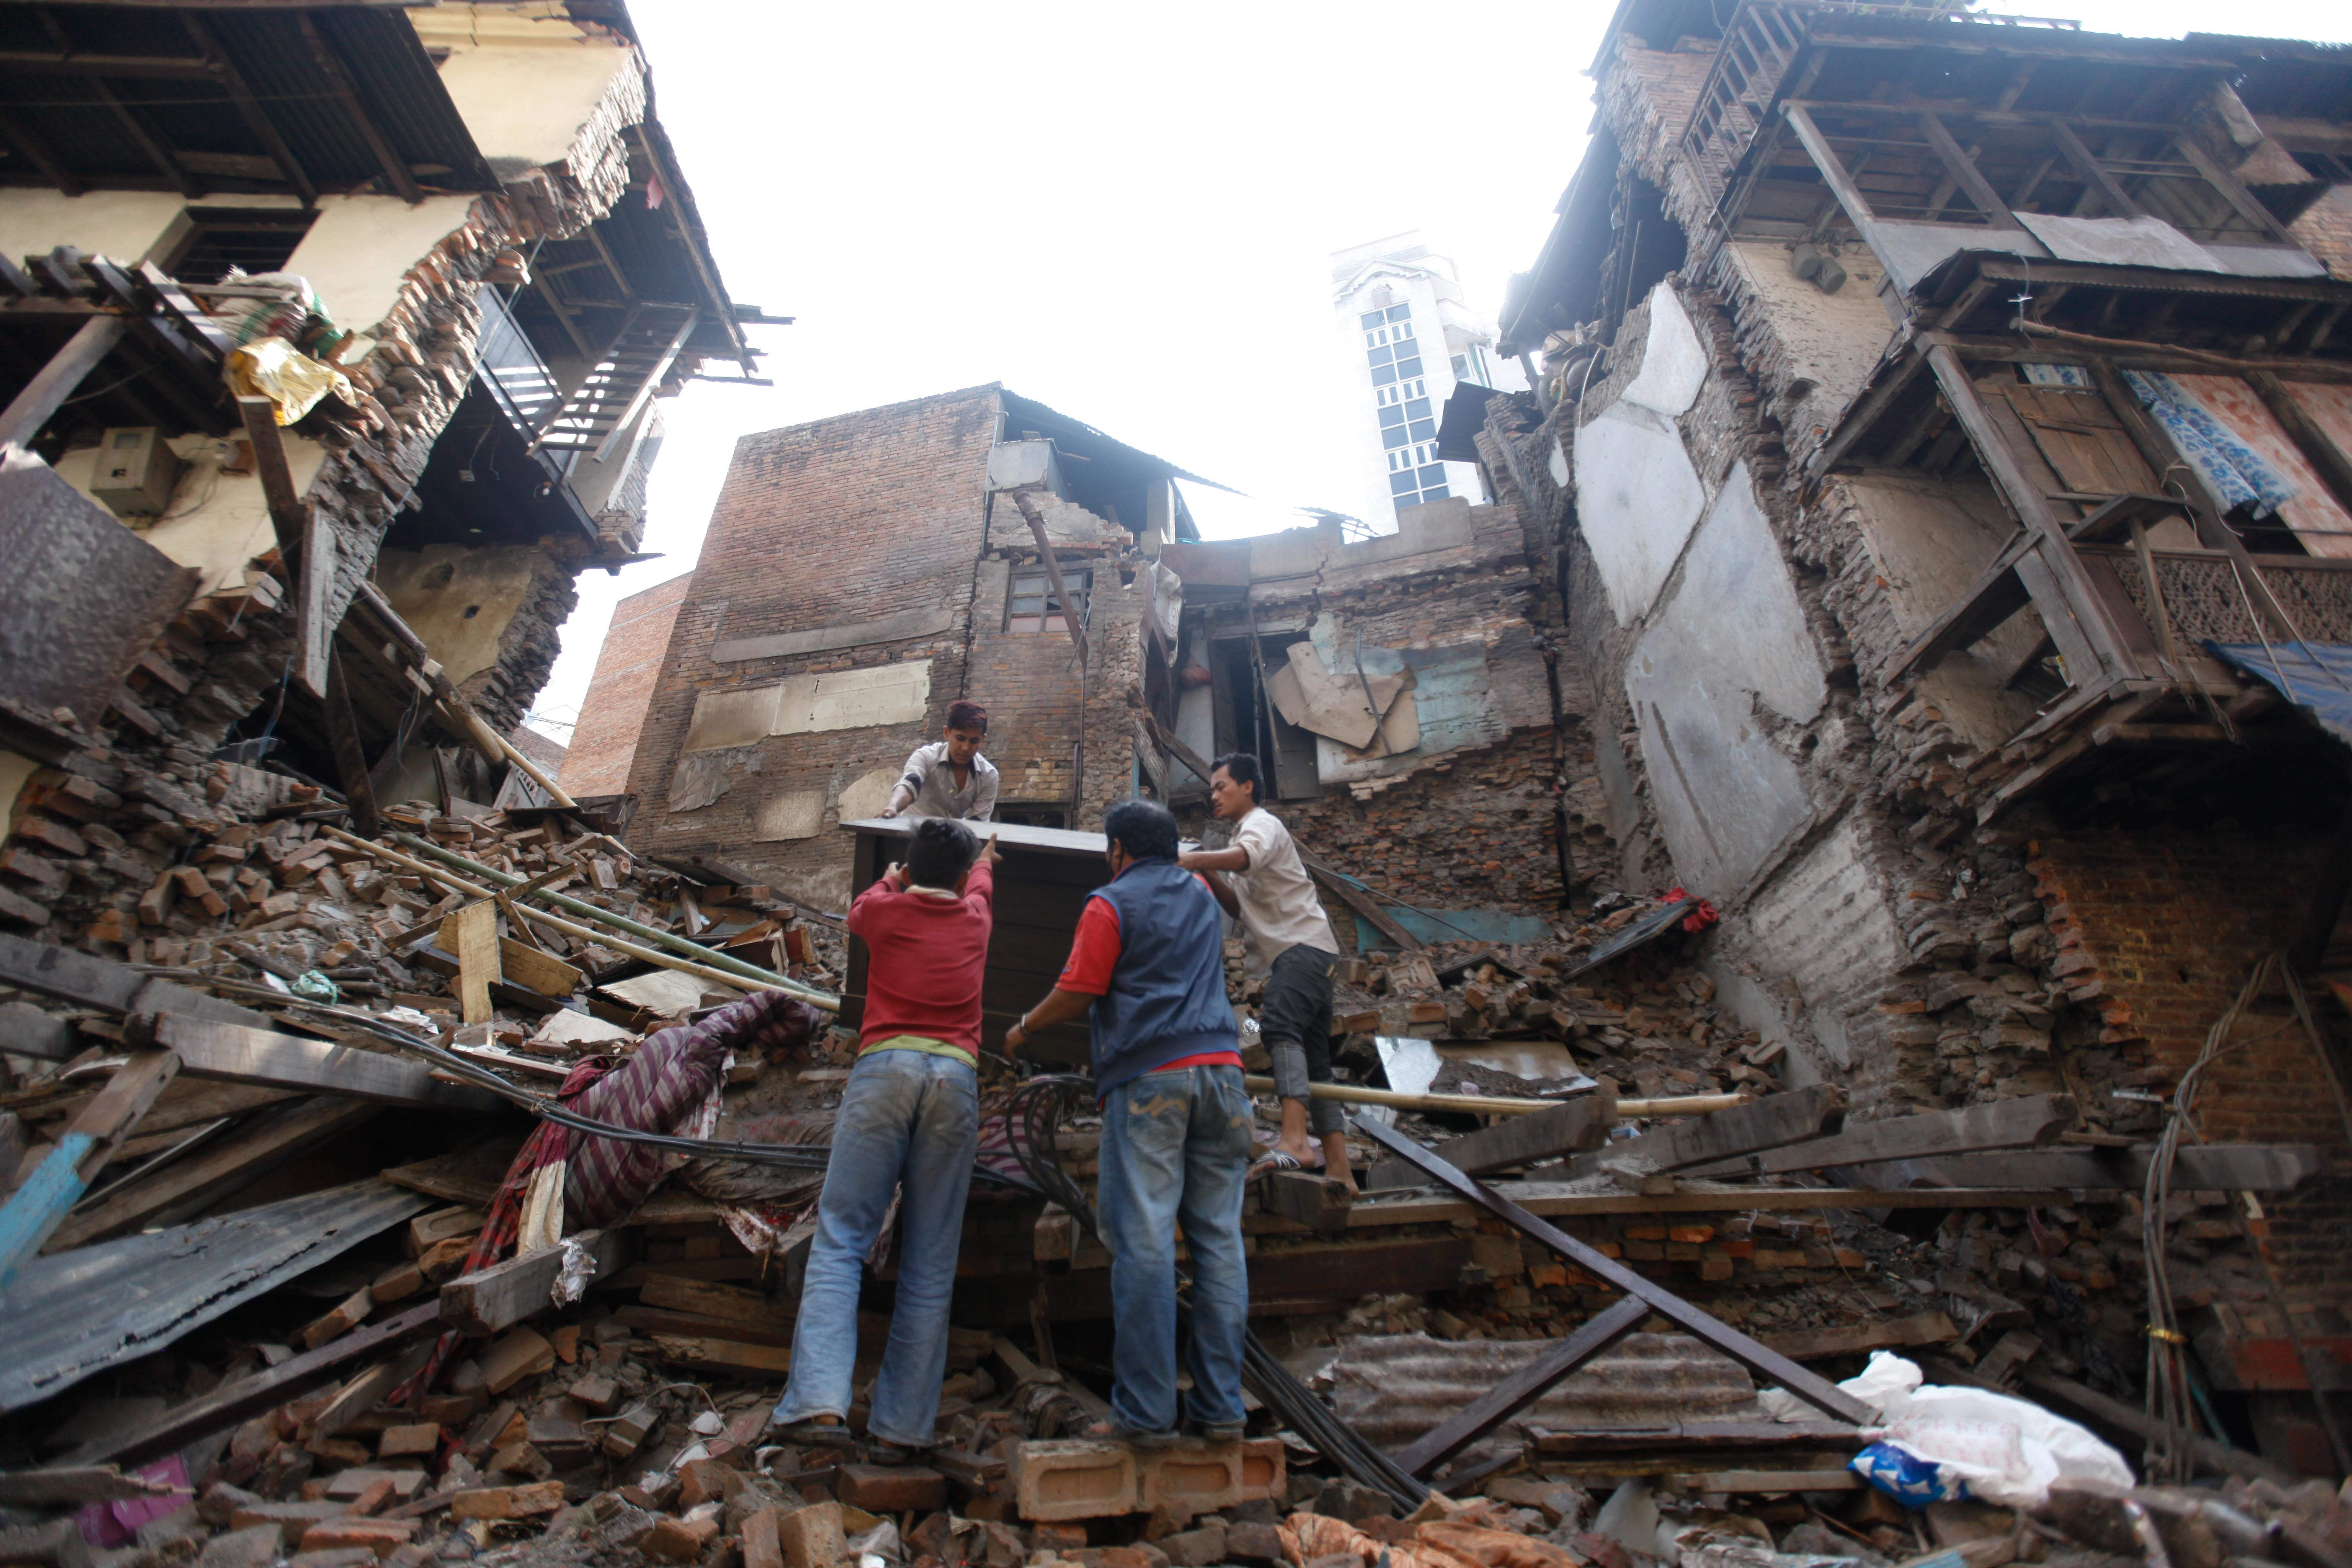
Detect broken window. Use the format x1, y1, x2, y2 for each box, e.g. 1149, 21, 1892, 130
162, 208, 318, 284
1007, 566, 1090, 634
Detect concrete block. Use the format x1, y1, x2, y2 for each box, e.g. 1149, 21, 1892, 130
449, 1481, 565, 1520
294, 1520, 416, 1560
1237, 1437, 1285, 1501
375, 1424, 440, 1458
642, 1515, 720, 1563
774, 1500, 846, 1568
1009, 1440, 1138, 1522
835, 1463, 946, 1514
1227, 1522, 1285, 1563
1156, 1525, 1225, 1567
1138, 1442, 1241, 1519
195, 1527, 281, 1568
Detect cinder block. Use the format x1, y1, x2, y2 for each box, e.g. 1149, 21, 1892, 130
1138, 1441, 1241, 1519
1236, 1437, 1285, 1501
836, 1463, 946, 1514
1009, 1440, 1139, 1522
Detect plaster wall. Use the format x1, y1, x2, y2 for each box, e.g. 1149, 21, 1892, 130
53, 433, 328, 598
1624, 464, 1821, 898
0, 190, 190, 267
1572, 287, 1712, 625
1716, 241, 1893, 460
283, 195, 483, 335
375, 544, 549, 686
410, 5, 640, 169
1721, 815, 1907, 1076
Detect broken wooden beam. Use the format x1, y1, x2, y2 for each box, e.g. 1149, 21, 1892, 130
1240, 1074, 1733, 1120
1393, 1294, 1650, 1478
1843, 1142, 2321, 1193
1366, 1085, 1615, 1191
57, 1302, 443, 1470
143, 1015, 503, 1112
1256, 1171, 1354, 1237
1564, 1086, 1844, 1181
1352, 1112, 1874, 1426
441, 902, 500, 1025
1525, 1421, 1860, 1455
1761, 1310, 1958, 1362
0, 1050, 177, 1284
1657, 1469, 1857, 1494
1677, 1093, 2079, 1180
235, 395, 328, 699
0, 1467, 188, 1507
438, 1228, 636, 1337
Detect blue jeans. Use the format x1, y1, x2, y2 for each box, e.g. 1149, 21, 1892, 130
773, 1048, 977, 1447
1096, 1062, 1253, 1434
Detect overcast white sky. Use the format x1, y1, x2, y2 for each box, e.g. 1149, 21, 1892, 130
524, 0, 2352, 745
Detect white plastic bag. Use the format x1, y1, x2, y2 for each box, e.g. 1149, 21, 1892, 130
1838, 1352, 2134, 1506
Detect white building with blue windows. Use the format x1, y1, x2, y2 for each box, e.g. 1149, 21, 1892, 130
1330, 232, 1527, 534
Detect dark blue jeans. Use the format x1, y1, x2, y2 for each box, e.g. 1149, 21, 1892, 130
1096, 1062, 1253, 1434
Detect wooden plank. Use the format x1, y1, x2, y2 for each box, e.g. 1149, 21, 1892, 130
441, 902, 500, 1025
1302, 854, 1425, 953
1527, 1421, 1860, 1455
0, 316, 127, 448
57, 1302, 443, 1470
1393, 1294, 1648, 1477
495, 938, 580, 1000
1916, 112, 2025, 230
150, 1015, 503, 1112
646, 1334, 792, 1379
2049, 120, 2143, 218
0, 1467, 187, 1506
1354, 1114, 1875, 1425
235, 396, 329, 700
438, 1227, 635, 1336
1256, 1171, 1355, 1237
44, 1097, 375, 1253
1842, 1142, 2322, 1193
0, 1051, 177, 1283
1781, 104, 1878, 225
611, 1304, 792, 1349
1659, 1469, 1858, 1493
1367, 1087, 1617, 1191
321, 646, 379, 839
1762, 1310, 1957, 1362
1565, 1086, 1845, 1181
636, 1271, 793, 1331
1679, 1093, 2078, 1180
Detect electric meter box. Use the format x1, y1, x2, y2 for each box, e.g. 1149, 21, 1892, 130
92, 427, 186, 518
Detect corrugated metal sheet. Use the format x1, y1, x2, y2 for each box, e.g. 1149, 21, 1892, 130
1318, 1331, 1764, 1454
0, 1179, 426, 1413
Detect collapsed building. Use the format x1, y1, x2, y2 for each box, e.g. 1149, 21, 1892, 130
1483, 0, 2352, 1468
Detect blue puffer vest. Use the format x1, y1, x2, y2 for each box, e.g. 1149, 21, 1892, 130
1086, 857, 1236, 1095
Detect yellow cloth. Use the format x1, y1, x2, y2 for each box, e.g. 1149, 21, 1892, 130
858, 1033, 975, 1066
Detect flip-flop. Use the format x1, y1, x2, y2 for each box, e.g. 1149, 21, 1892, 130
1247, 1150, 1305, 1180
1081, 1418, 1181, 1449
774, 1418, 856, 1449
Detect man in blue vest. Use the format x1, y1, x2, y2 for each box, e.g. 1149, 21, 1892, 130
1006, 799, 1249, 1443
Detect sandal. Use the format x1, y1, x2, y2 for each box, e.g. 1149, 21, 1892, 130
866, 1439, 930, 1466
774, 1417, 856, 1449
1081, 1418, 1181, 1449
1247, 1149, 1305, 1180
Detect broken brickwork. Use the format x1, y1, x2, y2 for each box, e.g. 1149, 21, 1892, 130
563, 574, 692, 797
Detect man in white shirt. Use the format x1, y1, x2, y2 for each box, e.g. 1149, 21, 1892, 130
1176, 752, 1351, 1191
882, 701, 999, 822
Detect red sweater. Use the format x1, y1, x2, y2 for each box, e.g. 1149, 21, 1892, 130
847, 862, 994, 1060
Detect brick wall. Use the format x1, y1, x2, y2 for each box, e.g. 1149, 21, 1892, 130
622, 387, 1004, 908
561, 573, 689, 797
2030, 829, 2352, 1306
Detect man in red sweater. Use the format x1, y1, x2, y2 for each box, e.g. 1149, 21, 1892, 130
772, 817, 996, 1461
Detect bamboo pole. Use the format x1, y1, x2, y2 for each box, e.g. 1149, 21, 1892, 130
383, 830, 792, 994
1241, 1075, 1745, 1119
322, 828, 838, 1012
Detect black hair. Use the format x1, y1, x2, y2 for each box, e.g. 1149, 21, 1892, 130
1103, 799, 1180, 862
905, 816, 980, 888
1212, 750, 1263, 803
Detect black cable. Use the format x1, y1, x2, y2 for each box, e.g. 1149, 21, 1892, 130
1004, 1076, 1428, 1508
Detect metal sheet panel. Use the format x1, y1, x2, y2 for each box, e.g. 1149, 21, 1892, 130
1317, 1331, 1765, 1455
0, 1179, 427, 1413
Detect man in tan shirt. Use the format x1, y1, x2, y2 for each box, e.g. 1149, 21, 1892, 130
1176, 752, 1351, 1190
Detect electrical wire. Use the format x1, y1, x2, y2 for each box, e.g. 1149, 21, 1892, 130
1003, 1075, 1429, 1509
